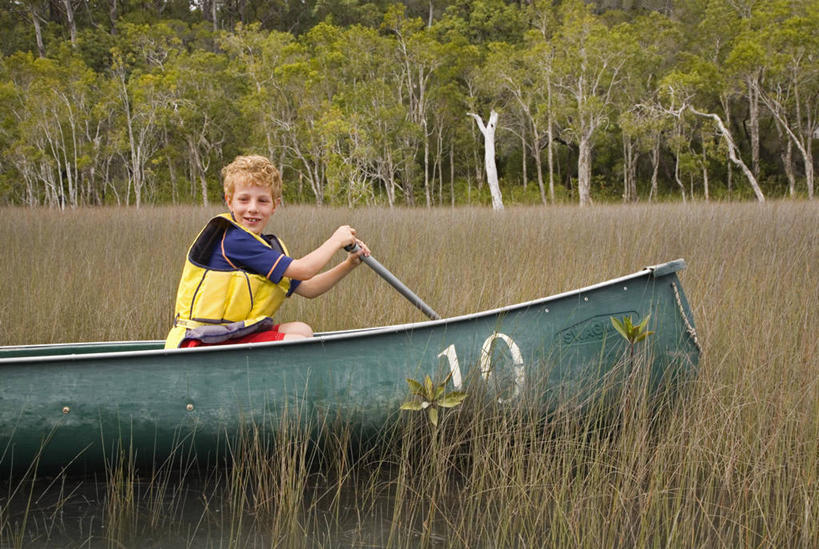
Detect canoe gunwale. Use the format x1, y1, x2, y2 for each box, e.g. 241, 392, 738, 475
0, 259, 687, 365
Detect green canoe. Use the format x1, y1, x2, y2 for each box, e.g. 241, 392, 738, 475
0, 259, 700, 475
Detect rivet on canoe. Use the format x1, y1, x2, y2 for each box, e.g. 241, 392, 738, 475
62, 406, 70, 414
186, 403, 194, 412
544, 308, 550, 313
624, 286, 628, 291
584, 297, 589, 302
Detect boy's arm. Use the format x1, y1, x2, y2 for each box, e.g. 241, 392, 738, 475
293, 255, 360, 298
284, 225, 358, 281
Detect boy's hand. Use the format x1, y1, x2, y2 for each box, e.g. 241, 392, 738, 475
331, 225, 357, 249
346, 239, 371, 265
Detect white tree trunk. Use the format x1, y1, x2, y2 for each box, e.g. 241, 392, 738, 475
61, 0, 77, 47
688, 106, 765, 202
467, 110, 504, 210
28, 5, 45, 57
757, 87, 814, 200
577, 133, 592, 207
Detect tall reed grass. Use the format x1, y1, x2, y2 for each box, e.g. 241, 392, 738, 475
0, 201, 817, 547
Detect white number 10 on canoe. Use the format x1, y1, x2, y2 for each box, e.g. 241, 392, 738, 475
437, 332, 525, 401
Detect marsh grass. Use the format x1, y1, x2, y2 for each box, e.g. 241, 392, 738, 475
0, 201, 817, 546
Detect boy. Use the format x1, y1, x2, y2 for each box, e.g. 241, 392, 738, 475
165, 155, 369, 349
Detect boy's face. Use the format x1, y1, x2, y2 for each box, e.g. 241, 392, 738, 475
226, 181, 279, 235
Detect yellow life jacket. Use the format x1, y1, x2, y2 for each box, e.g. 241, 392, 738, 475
165, 213, 295, 349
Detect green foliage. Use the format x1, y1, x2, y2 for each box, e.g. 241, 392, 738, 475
401, 372, 467, 427
0, 0, 816, 206
610, 314, 654, 346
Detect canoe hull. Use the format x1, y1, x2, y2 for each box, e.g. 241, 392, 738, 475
0, 260, 700, 474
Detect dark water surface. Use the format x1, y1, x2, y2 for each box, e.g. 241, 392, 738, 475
0, 470, 418, 547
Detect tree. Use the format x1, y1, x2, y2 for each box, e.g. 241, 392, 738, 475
660, 74, 766, 202
551, 0, 636, 206
2, 51, 105, 207
110, 24, 181, 207
165, 50, 236, 206
218, 23, 305, 182
615, 12, 681, 202
754, 7, 818, 199
467, 109, 503, 210
485, 38, 552, 204
384, 5, 450, 206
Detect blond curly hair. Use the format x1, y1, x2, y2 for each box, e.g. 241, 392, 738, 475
221, 155, 282, 201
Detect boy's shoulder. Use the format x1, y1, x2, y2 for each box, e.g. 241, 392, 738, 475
222, 225, 285, 255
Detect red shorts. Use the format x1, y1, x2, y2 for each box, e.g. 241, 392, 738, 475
180, 325, 285, 348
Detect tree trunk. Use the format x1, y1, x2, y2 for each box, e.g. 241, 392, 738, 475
784, 139, 795, 197
757, 84, 814, 200
467, 110, 504, 210
747, 77, 760, 178
29, 5, 45, 57
109, 0, 118, 33
435, 126, 444, 206
533, 133, 546, 205
469, 123, 482, 188
688, 106, 765, 202
649, 135, 659, 202
622, 135, 637, 202
520, 130, 527, 192
701, 132, 709, 202
547, 111, 555, 205
188, 138, 209, 207
577, 133, 592, 207
673, 133, 686, 203
775, 121, 796, 197
61, 0, 77, 47
450, 145, 455, 208
423, 122, 431, 208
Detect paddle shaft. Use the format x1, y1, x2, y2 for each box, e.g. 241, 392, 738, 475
345, 244, 441, 320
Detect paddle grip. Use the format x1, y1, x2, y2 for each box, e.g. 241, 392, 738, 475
342, 243, 441, 321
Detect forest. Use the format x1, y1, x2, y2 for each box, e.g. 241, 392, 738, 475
0, 0, 816, 207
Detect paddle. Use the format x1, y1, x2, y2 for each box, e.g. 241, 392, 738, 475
345, 243, 441, 321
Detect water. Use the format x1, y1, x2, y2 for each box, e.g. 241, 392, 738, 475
0, 466, 439, 547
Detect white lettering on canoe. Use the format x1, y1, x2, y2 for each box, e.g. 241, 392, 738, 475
437, 344, 463, 389
480, 332, 525, 401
